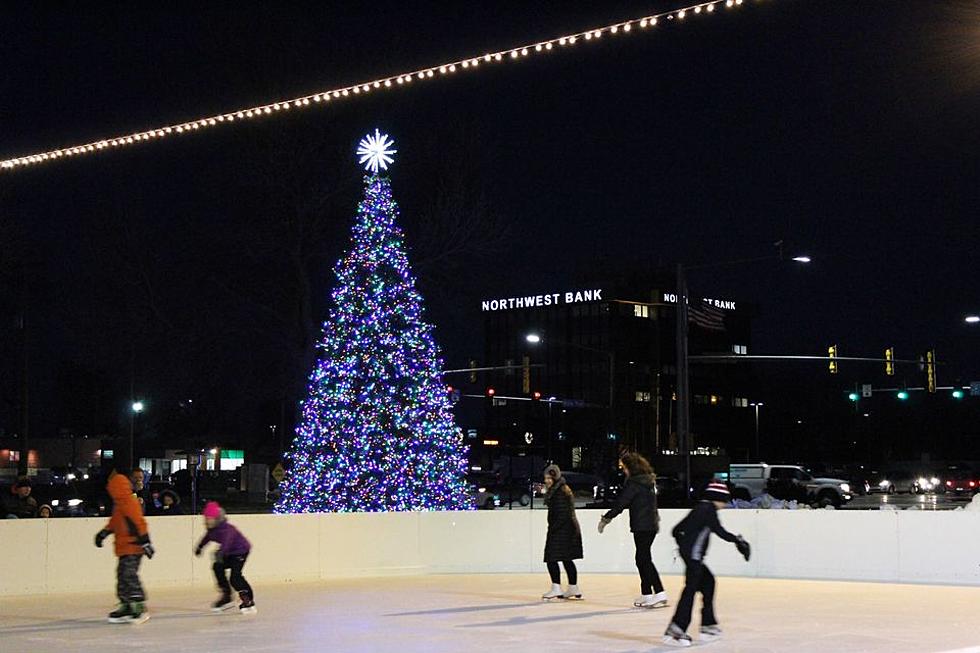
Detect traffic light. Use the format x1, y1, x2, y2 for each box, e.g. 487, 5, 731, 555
532, 391, 542, 401
897, 390, 909, 401
469, 360, 478, 384
952, 389, 965, 400
522, 355, 531, 394
848, 392, 859, 402
486, 387, 496, 398
885, 347, 894, 376
926, 349, 937, 394
828, 345, 838, 374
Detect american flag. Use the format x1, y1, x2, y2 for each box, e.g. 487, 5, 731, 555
688, 301, 726, 331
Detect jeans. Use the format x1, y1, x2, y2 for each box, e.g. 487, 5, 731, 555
213, 554, 253, 599
546, 560, 578, 585
670, 558, 716, 632
633, 531, 665, 595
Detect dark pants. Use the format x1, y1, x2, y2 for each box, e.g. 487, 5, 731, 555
213, 554, 253, 598
633, 531, 665, 595
670, 557, 716, 631
546, 560, 578, 585
116, 554, 145, 603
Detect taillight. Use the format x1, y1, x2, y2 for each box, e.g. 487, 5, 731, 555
970, 481, 976, 488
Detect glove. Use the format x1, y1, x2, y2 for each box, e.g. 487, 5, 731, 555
194, 546, 203, 557
597, 517, 610, 534
94, 529, 111, 548
142, 542, 155, 559
735, 536, 751, 562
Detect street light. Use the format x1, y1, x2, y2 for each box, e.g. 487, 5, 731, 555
966, 315, 980, 324
525, 332, 616, 458
749, 402, 763, 460
676, 246, 809, 500
129, 401, 145, 469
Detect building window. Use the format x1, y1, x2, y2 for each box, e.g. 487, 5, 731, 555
733, 397, 749, 408
9, 450, 20, 462
635, 391, 652, 402
733, 344, 748, 355
633, 304, 649, 318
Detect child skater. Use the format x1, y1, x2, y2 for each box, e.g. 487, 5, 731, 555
541, 464, 584, 601
663, 481, 751, 647
597, 452, 667, 609
94, 466, 155, 624
195, 501, 256, 614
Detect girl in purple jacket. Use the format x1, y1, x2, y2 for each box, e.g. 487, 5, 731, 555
195, 501, 256, 614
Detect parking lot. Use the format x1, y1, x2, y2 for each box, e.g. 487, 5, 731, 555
843, 491, 977, 510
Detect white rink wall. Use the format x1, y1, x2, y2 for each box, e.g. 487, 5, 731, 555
2, 509, 979, 596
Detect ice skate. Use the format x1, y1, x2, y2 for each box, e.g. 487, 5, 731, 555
700, 624, 723, 641
239, 590, 257, 615
108, 602, 149, 624
662, 623, 693, 647
634, 591, 668, 609
563, 584, 583, 600
212, 592, 236, 612
541, 583, 564, 600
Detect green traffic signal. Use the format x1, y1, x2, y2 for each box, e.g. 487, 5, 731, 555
897, 391, 909, 400
848, 392, 859, 402
952, 389, 965, 399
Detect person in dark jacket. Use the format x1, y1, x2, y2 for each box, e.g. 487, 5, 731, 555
195, 501, 256, 613
541, 464, 583, 600
7, 476, 38, 519
157, 489, 184, 515
663, 482, 751, 647
598, 452, 667, 608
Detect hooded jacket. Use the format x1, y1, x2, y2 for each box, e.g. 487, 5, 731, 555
105, 473, 150, 557
602, 473, 660, 533
672, 500, 738, 562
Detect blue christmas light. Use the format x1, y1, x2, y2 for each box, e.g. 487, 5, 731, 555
275, 133, 472, 513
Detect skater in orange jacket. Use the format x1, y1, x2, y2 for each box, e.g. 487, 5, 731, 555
94, 466, 155, 623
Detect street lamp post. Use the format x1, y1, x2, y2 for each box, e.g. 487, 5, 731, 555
130, 401, 144, 469
675, 244, 810, 501
966, 315, 979, 324
750, 402, 763, 460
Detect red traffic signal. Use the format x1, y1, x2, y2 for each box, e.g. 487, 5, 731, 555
532, 391, 542, 401
486, 387, 496, 397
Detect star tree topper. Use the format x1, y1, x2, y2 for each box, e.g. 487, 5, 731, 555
357, 129, 397, 174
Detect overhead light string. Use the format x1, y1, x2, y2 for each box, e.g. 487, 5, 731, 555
1, 0, 756, 172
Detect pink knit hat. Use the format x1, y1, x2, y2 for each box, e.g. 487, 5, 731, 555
202, 501, 223, 519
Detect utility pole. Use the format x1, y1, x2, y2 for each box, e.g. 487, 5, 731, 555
675, 263, 691, 502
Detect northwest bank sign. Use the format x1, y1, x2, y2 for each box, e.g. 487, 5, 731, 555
481, 288, 737, 312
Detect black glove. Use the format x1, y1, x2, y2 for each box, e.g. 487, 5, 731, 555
136, 534, 155, 559
94, 529, 111, 548
735, 536, 751, 562
194, 545, 203, 557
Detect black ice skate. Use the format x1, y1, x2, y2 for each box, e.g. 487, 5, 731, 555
662, 622, 693, 647
238, 590, 257, 615
108, 602, 149, 624
212, 592, 236, 612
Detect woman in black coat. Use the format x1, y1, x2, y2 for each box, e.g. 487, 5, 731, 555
541, 464, 583, 600
598, 452, 667, 608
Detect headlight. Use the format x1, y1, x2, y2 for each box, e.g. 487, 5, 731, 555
66, 473, 76, 481
477, 487, 487, 493
50, 500, 60, 507
917, 477, 927, 486
930, 477, 939, 485
68, 499, 83, 507
840, 483, 850, 493
879, 480, 889, 487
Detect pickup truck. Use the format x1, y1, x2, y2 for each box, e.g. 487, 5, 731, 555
729, 463, 852, 507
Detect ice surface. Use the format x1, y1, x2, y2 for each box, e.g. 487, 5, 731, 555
1, 574, 978, 653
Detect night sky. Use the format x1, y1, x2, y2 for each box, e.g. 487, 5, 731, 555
2, 1, 979, 450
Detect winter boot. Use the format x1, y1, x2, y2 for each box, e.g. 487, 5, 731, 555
563, 584, 583, 600
212, 591, 236, 612
238, 590, 257, 615
541, 583, 564, 600
662, 623, 693, 647
700, 624, 723, 641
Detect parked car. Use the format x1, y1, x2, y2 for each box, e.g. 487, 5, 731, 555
729, 463, 852, 507
465, 472, 501, 510
28, 483, 96, 517
943, 468, 979, 496
912, 472, 941, 494
875, 470, 917, 494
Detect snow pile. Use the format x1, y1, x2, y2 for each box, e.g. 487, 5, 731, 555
963, 495, 980, 512
730, 494, 803, 510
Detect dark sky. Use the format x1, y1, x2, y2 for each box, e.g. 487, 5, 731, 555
2, 1, 979, 443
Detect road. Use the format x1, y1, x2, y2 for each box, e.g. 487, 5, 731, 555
843, 491, 977, 510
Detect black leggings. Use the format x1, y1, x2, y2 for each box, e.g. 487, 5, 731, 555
547, 560, 578, 585
213, 554, 253, 599
633, 531, 665, 595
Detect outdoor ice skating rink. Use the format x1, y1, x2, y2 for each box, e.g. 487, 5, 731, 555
1, 574, 978, 652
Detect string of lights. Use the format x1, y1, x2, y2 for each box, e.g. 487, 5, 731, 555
1, 0, 756, 172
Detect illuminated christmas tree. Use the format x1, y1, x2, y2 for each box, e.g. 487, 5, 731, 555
275, 130, 472, 512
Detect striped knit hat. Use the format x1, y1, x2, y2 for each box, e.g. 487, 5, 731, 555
704, 481, 731, 503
